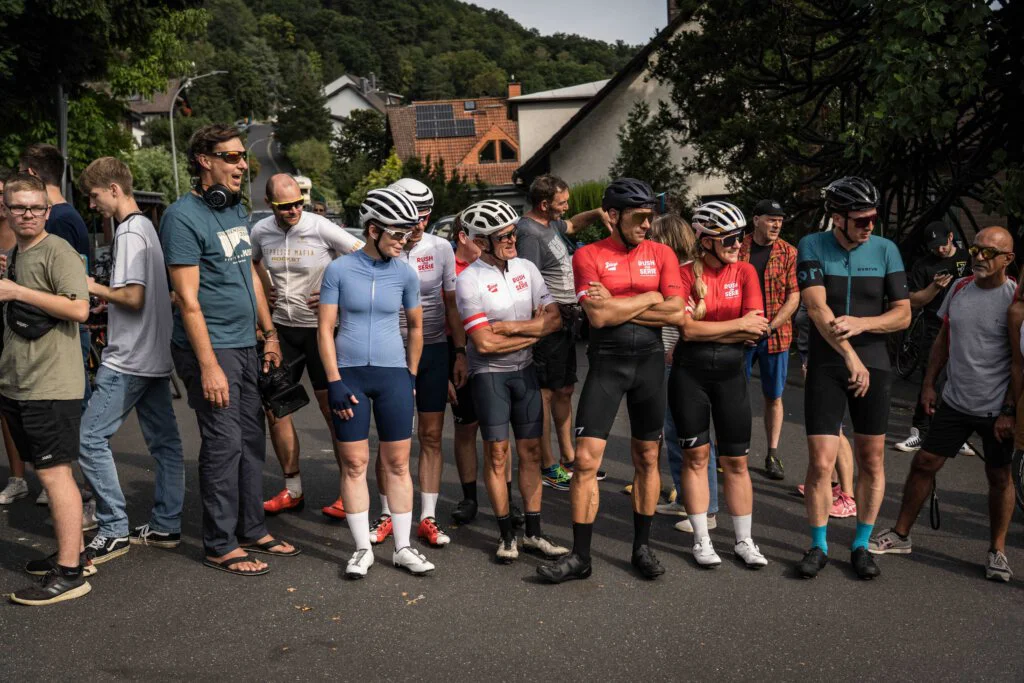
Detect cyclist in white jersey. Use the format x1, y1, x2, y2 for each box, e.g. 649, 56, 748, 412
251, 174, 363, 517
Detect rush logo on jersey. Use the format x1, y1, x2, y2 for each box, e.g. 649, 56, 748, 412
416, 254, 435, 272
513, 273, 528, 291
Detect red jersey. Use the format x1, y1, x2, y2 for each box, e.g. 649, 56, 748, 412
679, 260, 762, 322
573, 237, 683, 355
456, 256, 471, 276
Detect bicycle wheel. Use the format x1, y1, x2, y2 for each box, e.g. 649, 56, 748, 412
895, 338, 920, 379
1013, 449, 1024, 514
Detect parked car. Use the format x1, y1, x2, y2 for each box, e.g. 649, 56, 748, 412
428, 214, 457, 242
248, 210, 272, 230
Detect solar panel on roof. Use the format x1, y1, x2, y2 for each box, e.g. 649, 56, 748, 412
414, 103, 477, 139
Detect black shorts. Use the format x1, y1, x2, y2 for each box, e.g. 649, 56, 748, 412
669, 343, 751, 457
0, 396, 80, 469
470, 367, 543, 442
921, 401, 1014, 466
575, 351, 664, 441
415, 342, 449, 413
805, 364, 891, 436
532, 321, 578, 390
278, 325, 328, 391
448, 339, 477, 425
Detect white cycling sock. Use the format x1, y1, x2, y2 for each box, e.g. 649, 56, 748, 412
420, 492, 438, 521
347, 510, 371, 550
392, 511, 412, 551
689, 512, 709, 541
380, 494, 391, 516
285, 474, 302, 498
733, 514, 752, 543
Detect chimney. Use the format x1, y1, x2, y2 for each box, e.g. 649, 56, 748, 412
507, 80, 522, 99
667, 0, 681, 23
360, 77, 369, 93
369, 72, 377, 91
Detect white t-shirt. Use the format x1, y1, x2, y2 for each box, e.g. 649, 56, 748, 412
251, 213, 363, 328
397, 232, 457, 345
455, 257, 553, 374
101, 213, 173, 377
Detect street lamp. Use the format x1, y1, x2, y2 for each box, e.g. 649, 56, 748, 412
169, 70, 228, 198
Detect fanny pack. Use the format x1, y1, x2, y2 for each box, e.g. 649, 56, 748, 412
4, 248, 60, 340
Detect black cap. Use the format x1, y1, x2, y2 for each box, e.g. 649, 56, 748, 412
753, 199, 785, 217
923, 221, 951, 249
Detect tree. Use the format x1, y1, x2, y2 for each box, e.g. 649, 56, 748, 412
287, 139, 332, 185
401, 156, 485, 219
274, 53, 332, 148
608, 100, 685, 199
125, 145, 188, 202
345, 150, 405, 209
334, 109, 387, 167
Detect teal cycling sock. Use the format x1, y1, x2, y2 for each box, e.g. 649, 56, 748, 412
852, 521, 874, 551
810, 525, 828, 554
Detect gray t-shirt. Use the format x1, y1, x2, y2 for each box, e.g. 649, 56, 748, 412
937, 276, 1016, 417
515, 216, 575, 305
102, 214, 173, 377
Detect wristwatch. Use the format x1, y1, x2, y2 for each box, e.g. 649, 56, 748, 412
1000, 403, 1015, 417
454, 346, 467, 356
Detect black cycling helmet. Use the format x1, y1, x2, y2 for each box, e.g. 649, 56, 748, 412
602, 178, 657, 211
823, 176, 880, 214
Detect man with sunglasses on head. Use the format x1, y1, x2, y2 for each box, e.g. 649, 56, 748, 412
455, 199, 567, 564
162, 124, 298, 577
538, 178, 683, 583
251, 173, 363, 518
795, 176, 910, 580
870, 227, 1017, 583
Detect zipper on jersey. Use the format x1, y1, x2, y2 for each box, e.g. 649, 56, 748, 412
367, 268, 376, 366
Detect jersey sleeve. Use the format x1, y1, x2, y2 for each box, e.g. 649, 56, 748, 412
739, 262, 763, 315
320, 218, 363, 255
51, 242, 90, 303
936, 279, 957, 321
402, 262, 421, 310
572, 247, 597, 302
160, 209, 202, 267
455, 270, 488, 334
110, 228, 149, 289
658, 244, 683, 298
678, 263, 695, 315
796, 235, 824, 289
883, 240, 910, 301
526, 261, 554, 308
320, 259, 343, 307
440, 243, 457, 292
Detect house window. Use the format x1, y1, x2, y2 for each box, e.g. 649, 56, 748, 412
464, 101, 476, 111
478, 141, 497, 164
499, 140, 517, 162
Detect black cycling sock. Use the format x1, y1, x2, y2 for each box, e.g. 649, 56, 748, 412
767, 447, 778, 459
461, 481, 477, 502
572, 523, 593, 560
633, 512, 653, 552
57, 563, 83, 579
497, 514, 514, 541
525, 512, 542, 538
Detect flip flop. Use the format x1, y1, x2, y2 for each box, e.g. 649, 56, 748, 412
203, 554, 269, 576
240, 538, 302, 557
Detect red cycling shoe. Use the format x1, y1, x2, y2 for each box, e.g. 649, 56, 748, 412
321, 498, 347, 520
264, 489, 304, 515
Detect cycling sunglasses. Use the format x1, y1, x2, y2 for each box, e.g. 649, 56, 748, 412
270, 199, 303, 212
626, 209, 654, 227
968, 245, 1012, 261
493, 227, 518, 243
379, 226, 413, 241
208, 151, 248, 165
707, 232, 743, 248
844, 212, 878, 229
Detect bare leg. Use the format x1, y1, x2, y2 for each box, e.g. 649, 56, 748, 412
569, 437, 605, 523
516, 438, 543, 512
315, 389, 345, 498
267, 412, 300, 478
805, 435, 840, 527
551, 386, 576, 465
37, 464, 84, 568
338, 440, 371, 514
852, 434, 886, 525
719, 455, 753, 516
835, 429, 855, 494
681, 445, 711, 514
417, 412, 444, 495
483, 440, 511, 516
2, 416, 25, 479
539, 389, 558, 469
454, 421, 478, 484
764, 396, 783, 450
630, 438, 661, 515
379, 439, 413, 514
892, 450, 945, 536
985, 463, 1014, 553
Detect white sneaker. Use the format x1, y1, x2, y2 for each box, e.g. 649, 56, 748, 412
734, 538, 768, 569
345, 548, 374, 578
0, 477, 28, 504
958, 442, 976, 457
693, 536, 722, 568
655, 501, 688, 516
36, 489, 49, 505
674, 514, 717, 533
82, 499, 98, 532
522, 534, 570, 558
985, 550, 1012, 582
393, 546, 434, 575
895, 428, 922, 452
495, 536, 519, 564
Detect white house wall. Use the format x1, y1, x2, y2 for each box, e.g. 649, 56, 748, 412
518, 101, 589, 163
328, 88, 377, 137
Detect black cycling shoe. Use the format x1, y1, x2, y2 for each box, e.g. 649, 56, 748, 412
536, 553, 592, 583
764, 454, 785, 481
851, 547, 881, 580
451, 498, 478, 525
631, 545, 666, 579
510, 503, 525, 529
796, 547, 829, 579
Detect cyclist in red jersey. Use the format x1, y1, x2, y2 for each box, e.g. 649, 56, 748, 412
538, 178, 683, 583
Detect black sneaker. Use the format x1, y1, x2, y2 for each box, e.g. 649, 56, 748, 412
25, 551, 96, 577
536, 553, 592, 583
796, 547, 829, 578
764, 454, 785, 481
129, 524, 181, 549
851, 547, 881, 580
631, 545, 666, 579
10, 569, 91, 606
510, 503, 525, 529
451, 498, 478, 525
84, 535, 130, 565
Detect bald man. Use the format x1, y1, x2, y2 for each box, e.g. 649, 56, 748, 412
870, 226, 1016, 583
250, 174, 363, 517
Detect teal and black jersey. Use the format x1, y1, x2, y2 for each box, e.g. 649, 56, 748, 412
796, 231, 908, 370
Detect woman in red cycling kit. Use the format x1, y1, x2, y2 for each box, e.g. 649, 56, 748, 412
669, 201, 770, 570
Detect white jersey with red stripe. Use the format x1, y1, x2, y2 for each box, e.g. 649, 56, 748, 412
397, 232, 457, 345
455, 256, 554, 375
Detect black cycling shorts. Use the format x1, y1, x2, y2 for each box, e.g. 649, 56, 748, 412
415, 342, 449, 413
805, 364, 891, 436
532, 324, 578, 390
0, 396, 81, 469
448, 338, 476, 425
669, 342, 751, 457
575, 351, 664, 442
470, 367, 543, 442
921, 400, 1013, 466
278, 325, 328, 391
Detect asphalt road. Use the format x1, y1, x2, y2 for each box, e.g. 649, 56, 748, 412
1, 346, 1021, 681
246, 123, 292, 212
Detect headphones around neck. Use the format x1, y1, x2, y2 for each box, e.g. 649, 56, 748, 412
193, 178, 241, 210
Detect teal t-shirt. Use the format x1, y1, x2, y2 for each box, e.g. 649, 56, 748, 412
160, 193, 256, 349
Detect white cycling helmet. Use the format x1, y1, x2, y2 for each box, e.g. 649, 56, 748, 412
359, 188, 420, 229
691, 201, 747, 237
460, 199, 519, 237
388, 177, 434, 212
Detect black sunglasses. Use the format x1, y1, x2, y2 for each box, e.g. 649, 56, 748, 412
209, 151, 247, 164
844, 212, 878, 229
493, 227, 518, 243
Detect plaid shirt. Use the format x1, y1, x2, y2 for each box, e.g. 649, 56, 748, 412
739, 234, 798, 353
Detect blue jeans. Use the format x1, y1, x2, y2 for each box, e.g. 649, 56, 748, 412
79, 365, 185, 537
664, 367, 718, 514
80, 326, 92, 410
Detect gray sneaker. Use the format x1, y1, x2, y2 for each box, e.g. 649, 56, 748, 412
986, 550, 1012, 583
522, 534, 569, 558
868, 528, 912, 555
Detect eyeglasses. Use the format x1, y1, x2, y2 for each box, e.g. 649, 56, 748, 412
627, 210, 654, 227
968, 245, 1012, 261
380, 226, 413, 241
208, 151, 247, 164
6, 205, 48, 217
844, 213, 878, 229
271, 199, 303, 212
493, 228, 518, 243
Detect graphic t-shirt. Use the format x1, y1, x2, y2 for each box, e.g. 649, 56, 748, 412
516, 216, 575, 305
909, 246, 970, 323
